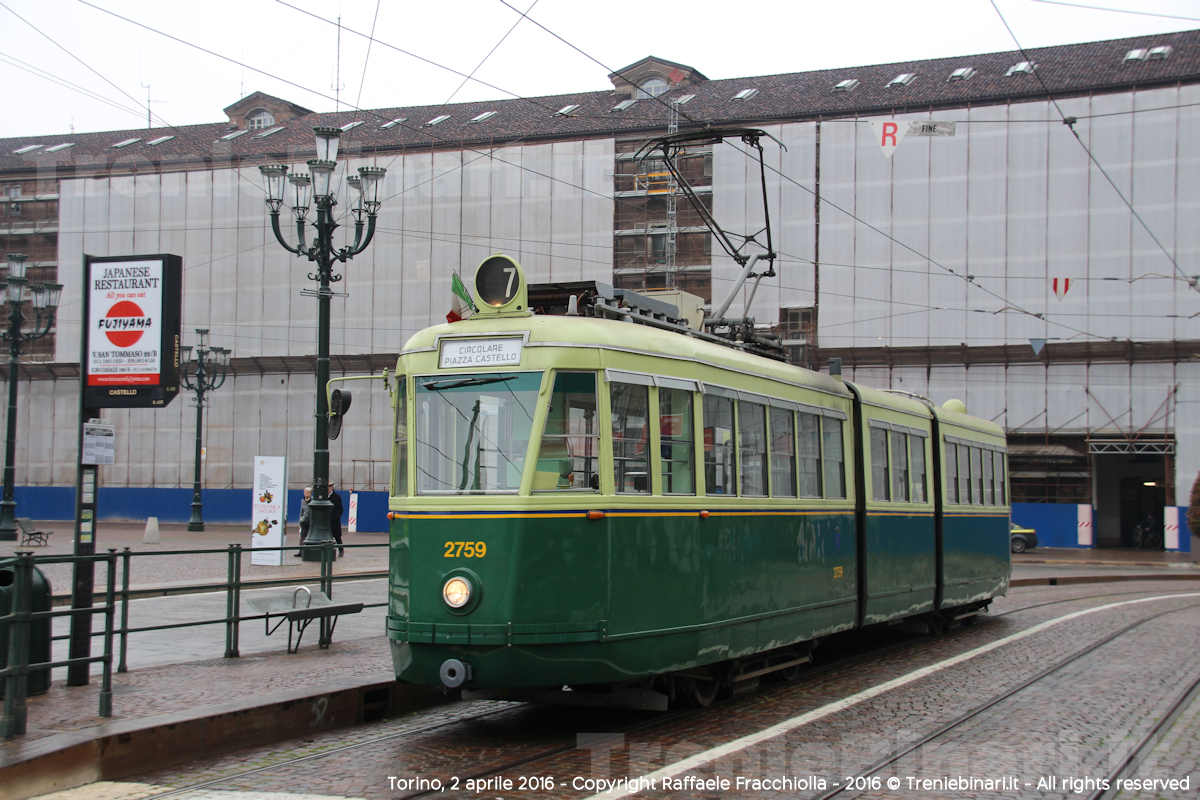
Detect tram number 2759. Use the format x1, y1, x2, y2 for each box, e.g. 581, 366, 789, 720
444, 541, 487, 558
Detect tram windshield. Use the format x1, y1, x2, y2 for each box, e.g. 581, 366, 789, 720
414, 371, 542, 494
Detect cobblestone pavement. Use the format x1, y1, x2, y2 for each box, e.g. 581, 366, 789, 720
103, 581, 1200, 800
1, 522, 390, 597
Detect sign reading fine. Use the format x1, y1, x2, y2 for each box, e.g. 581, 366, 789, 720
82, 254, 182, 408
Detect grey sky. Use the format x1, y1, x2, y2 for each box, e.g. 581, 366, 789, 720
1, 0, 1198, 139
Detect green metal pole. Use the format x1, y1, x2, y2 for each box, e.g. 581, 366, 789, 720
118, 547, 130, 673
231, 544, 242, 657
187, 384, 205, 531
99, 549, 115, 718
0, 316, 21, 541
224, 545, 237, 658
303, 202, 335, 562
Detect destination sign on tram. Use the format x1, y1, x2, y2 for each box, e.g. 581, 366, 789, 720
439, 337, 523, 369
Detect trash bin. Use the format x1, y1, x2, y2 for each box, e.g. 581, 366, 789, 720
0, 562, 52, 697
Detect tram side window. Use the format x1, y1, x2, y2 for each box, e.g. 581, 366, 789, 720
823, 418, 847, 499
983, 448, 994, 505
797, 412, 820, 498
770, 408, 798, 498
535, 372, 599, 492
970, 447, 983, 505
945, 443, 958, 504
611, 382, 650, 494
959, 444, 972, 504
392, 376, 408, 497
660, 387, 695, 495
890, 430, 909, 502
995, 451, 1007, 505
911, 435, 927, 503
870, 427, 890, 501
739, 401, 768, 496
703, 395, 736, 495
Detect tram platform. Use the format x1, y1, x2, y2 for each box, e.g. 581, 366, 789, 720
2, 527, 1198, 799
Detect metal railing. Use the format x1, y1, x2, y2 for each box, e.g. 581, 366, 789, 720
0, 541, 387, 739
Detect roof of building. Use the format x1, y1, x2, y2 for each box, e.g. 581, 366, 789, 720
2, 29, 1197, 173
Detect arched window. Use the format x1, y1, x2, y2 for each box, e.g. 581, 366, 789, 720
247, 109, 275, 130
637, 78, 669, 99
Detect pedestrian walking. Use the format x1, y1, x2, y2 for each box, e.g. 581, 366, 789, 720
329, 483, 345, 557
293, 486, 312, 557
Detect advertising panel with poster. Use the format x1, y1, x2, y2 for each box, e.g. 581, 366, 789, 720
251, 457, 287, 566
82, 254, 182, 409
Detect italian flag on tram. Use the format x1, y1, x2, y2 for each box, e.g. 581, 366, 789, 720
447, 273, 478, 323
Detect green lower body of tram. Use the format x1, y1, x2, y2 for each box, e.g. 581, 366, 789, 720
385, 508, 1006, 694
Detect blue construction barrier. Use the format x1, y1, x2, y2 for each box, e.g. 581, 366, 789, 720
11, 486, 390, 533
1011, 503, 1193, 552
1010, 503, 1087, 548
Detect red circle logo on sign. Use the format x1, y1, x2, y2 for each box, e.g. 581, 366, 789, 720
104, 301, 146, 347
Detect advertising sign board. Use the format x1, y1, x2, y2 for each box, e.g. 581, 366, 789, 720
82, 254, 182, 409
251, 456, 287, 566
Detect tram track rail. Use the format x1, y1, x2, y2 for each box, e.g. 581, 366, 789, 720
135, 583, 1200, 799
1090, 669, 1200, 800
810, 599, 1200, 800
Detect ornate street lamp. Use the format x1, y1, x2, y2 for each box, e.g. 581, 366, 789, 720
0, 253, 63, 541
259, 128, 386, 561
180, 329, 230, 532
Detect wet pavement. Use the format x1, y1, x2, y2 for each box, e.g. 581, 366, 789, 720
3, 529, 1199, 800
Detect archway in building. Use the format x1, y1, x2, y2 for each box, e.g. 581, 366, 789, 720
1117, 476, 1167, 549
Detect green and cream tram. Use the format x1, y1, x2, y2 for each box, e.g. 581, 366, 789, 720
380, 255, 1010, 708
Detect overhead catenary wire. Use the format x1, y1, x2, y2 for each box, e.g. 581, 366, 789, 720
22, 0, 1192, 351
989, 0, 1195, 291
484, 2, 1136, 344
0, 1, 252, 162
1030, 0, 1200, 23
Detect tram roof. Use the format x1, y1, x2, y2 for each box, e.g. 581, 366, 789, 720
403, 313, 853, 399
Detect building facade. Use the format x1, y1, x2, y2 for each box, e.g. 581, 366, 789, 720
2, 31, 1198, 543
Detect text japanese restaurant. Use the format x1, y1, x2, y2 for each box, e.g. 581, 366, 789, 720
82, 254, 182, 409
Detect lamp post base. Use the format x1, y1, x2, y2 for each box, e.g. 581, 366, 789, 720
301, 544, 325, 563
0, 498, 17, 541
187, 500, 204, 532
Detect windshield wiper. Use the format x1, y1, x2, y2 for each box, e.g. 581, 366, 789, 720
422, 375, 517, 391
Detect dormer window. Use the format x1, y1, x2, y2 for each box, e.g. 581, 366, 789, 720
247, 109, 275, 130
948, 67, 976, 81
637, 78, 669, 99
612, 99, 637, 112
833, 79, 859, 92
1149, 45, 1172, 60
888, 73, 916, 87
1006, 61, 1036, 76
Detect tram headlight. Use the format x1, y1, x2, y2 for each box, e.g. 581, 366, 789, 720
443, 576, 472, 608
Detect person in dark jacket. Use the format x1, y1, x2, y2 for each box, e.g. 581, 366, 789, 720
293, 485, 312, 557
329, 483, 345, 557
